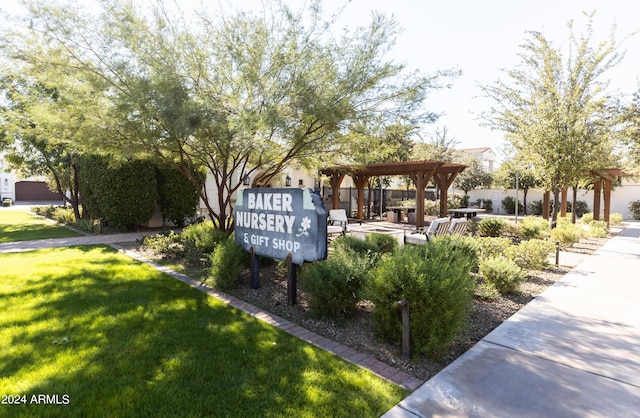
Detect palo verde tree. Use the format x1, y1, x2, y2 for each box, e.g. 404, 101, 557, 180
480, 13, 624, 228
0, 56, 102, 221
8, 0, 454, 233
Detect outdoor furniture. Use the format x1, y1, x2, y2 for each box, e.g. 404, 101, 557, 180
385, 206, 416, 223
448, 208, 486, 220
405, 217, 450, 245
327, 209, 359, 236
448, 218, 468, 235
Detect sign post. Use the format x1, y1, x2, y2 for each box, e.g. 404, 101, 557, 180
235, 188, 327, 304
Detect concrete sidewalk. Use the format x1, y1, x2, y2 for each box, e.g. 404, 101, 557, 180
384, 222, 640, 417
0, 232, 150, 253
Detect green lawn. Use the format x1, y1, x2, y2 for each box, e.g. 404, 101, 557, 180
0, 246, 405, 417
0, 211, 82, 243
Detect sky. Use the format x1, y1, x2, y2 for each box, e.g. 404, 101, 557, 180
320, 0, 640, 159
2, 0, 640, 160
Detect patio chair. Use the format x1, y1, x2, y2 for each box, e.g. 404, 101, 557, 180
327, 209, 355, 236
405, 217, 450, 244
448, 218, 468, 236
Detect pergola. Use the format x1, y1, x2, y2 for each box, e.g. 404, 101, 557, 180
540, 168, 627, 224
591, 168, 627, 224
320, 160, 467, 229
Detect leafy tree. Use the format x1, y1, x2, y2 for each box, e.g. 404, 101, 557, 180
0, 63, 101, 221
6, 0, 456, 233
480, 13, 623, 228
493, 158, 539, 215
454, 160, 493, 195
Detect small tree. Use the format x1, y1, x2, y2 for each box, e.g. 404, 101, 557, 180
454, 160, 493, 196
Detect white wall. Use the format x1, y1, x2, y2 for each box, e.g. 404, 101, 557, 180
468, 178, 640, 219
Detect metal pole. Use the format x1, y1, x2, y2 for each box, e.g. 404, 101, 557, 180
515, 169, 519, 223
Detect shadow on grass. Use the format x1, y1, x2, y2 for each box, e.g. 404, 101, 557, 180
0, 245, 404, 417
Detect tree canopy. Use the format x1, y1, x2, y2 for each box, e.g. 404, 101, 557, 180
1, 0, 456, 231
480, 13, 624, 226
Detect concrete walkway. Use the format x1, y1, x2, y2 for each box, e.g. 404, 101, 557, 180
0, 232, 150, 253
384, 222, 640, 417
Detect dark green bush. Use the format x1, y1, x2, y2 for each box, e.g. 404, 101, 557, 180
299, 250, 372, 319
365, 232, 398, 254
367, 240, 475, 360
479, 256, 526, 294
79, 155, 158, 229
437, 234, 480, 272
156, 164, 202, 227
529, 200, 543, 216
208, 239, 246, 291
477, 217, 507, 237
629, 200, 640, 220
505, 239, 554, 270
501, 196, 524, 215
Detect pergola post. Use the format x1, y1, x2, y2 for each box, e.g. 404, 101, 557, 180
409, 167, 438, 230
352, 174, 369, 221
433, 168, 463, 218
328, 173, 346, 210
593, 179, 602, 221
603, 178, 612, 224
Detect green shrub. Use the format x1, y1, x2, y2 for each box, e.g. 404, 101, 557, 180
438, 234, 480, 272
580, 212, 594, 223
570, 200, 590, 218
156, 164, 202, 227
208, 239, 246, 291
479, 256, 526, 294
529, 200, 543, 216
79, 155, 158, 229
629, 201, 640, 220
1, 198, 12, 207
550, 222, 583, 246
299, 250, 372, 319
331, 235, 380, 256
477, 217, 507, 237
367, 240, 475, 360
365, 232, 398, 254
52, 207, 75, 224
501, 196, 523, 215
609, 213, 623, 226
475, 237, 512, 260
517, 216, 550, 240
181, 221, 227, 256
73, 219, 101, 234
31, 205, 56, 218
505, 239, 555, 270
588, 221, 608, 238
140, 231, 184, 258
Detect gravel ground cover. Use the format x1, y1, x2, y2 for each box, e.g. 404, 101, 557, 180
125, 232, 613, 383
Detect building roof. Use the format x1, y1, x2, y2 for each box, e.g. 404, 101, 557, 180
459, 147, 494, 155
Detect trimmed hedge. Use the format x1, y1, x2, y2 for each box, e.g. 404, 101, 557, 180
80, 155, 157, 229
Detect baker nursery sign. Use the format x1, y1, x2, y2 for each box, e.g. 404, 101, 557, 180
234, 188, 327, 264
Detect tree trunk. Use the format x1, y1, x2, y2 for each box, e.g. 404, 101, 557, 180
571, 185, 578, 224
523, 188, 529, 216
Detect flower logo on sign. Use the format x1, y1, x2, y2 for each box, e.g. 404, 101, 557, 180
296, 216, 311, 237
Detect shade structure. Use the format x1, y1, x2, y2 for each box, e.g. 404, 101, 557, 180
320, 160, 467, 229
591, 168, 628, 224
